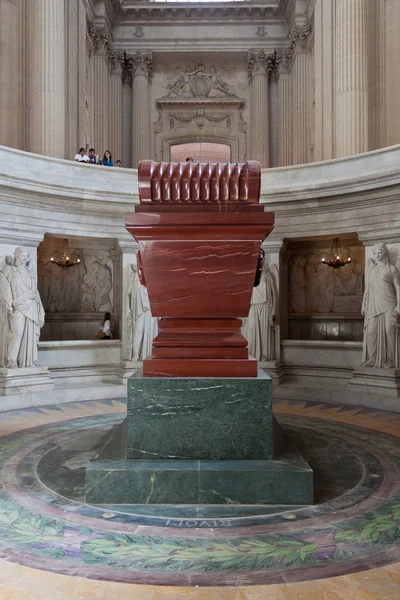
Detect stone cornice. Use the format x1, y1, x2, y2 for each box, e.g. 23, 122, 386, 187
157, 97, 245, 108
113, 1, 283, 22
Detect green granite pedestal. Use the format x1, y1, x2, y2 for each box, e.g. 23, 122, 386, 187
85, 370, 313, 505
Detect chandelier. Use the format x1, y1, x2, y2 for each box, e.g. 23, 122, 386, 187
50, 239, 81, 269
321, 238, 352, 269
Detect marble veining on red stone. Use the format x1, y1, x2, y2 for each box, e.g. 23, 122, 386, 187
126, 160, 274, 377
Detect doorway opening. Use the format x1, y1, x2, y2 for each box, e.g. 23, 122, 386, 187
170, 142, 231, 163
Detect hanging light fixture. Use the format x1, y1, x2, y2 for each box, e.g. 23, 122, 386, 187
50, 239, 81, 269
321, 238, 352, 269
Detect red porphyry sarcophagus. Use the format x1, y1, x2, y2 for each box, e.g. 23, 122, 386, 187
125, 160, 275, 377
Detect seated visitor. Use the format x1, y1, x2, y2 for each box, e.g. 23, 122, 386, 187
185, 154, 198, 164
88, 148, 100, 164
102, 150, 113, 167
74, 148, 89, 163
98, 312, 112, 339
115, 160, 122, 167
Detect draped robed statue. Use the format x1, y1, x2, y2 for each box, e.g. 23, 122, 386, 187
125, 262, 158, 361
242, 264, 278, 361
0, 248, 45, 368
362, 243, 400, 369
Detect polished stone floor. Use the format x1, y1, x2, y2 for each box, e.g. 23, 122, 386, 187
0, 396, 399, 598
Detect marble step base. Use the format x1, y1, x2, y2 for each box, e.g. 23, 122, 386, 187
0, 366, 54, 396
85, 421, 313, 505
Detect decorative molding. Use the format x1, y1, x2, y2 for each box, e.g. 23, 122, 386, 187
289, 24, 311, 55
154, 109, 163, 134
164, 64, 236, 99
157, 97, 244, 108
277, 47, 293, 75
256, 26, 268, 38
169, 108, 232, 131
247, 50, 277, 79
115, 2, 278, 22
239, 111, 247, 134
133, 26, 144, 38
108, 50, 123, 75
130, 50, 154, 79
88, 24, 111, 56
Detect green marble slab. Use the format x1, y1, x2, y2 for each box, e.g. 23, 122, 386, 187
126, 370, 273, 460
85, 442, 313, 505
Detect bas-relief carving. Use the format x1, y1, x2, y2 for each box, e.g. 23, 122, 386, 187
242, 265, 277, 361
125, 264, 158, 361
289, 252, 364, 314
81, 258, 113, 313
165, 64, 236, 99
38, 252, 113, 314
0, 248, 45, 368
362, 243, 400, 369
169, 109, 232, 131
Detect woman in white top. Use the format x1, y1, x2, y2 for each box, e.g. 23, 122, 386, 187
99, 312, 112, 339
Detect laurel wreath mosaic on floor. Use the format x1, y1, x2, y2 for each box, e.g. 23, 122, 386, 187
0, 408, 399, 586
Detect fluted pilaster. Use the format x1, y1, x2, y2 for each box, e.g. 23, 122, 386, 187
0, 0, 18, 148
335, 0, 368, 157
108, 52, 123, 162
17, 0, 29, 151
131, 51, 153, 167
368, 0, 385, 150
290, 25, 311, 165
385, 0, 400, 146
248, 51, 269, 167
277, 49, 293, 166
122, 68, 133, 169
89, 25, 110, 155
266, 52, 279, 167
31, 0, 65, 158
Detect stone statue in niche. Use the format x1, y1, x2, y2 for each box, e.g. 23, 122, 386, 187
289, 255, 306, 312
242, 265, 277, 361
362, 243, 400, 368
0, 248, 45, 368
125, 263, 158, 361
305, 253, 320, 312
81, 260, 112, 313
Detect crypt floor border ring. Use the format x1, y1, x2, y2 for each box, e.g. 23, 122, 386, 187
0, 409, 399, 586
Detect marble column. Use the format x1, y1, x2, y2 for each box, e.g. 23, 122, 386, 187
131, 52, 154, 168
314, 0, 334, 161
108, 52, 123, 163
290, 25, 311, 165
335, 0, 368, 157
31, 0, 65, 158
248, 51, 269, 168
89, 26, 110, 156
0, 0, 18, 148
122, 67, 133, 169
277, 49, 293, 167
385, 0, 400, 146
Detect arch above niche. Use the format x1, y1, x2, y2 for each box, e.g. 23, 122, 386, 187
154, 97, 247, 162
